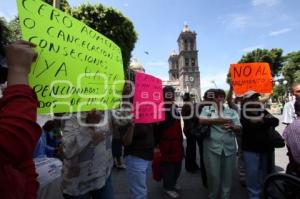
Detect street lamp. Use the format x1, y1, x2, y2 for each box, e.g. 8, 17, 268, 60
283, 80, 288, 100
275, 79, 288, 102
53, 0, 60, 8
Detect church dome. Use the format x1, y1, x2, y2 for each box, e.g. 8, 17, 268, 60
129, 58, 145, 72
183, 24, 190, 32
170, 50, 177, 56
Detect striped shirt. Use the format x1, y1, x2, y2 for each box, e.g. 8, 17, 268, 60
283, 118, 300, 164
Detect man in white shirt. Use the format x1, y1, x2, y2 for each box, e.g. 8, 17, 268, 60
283, 82, 300, 125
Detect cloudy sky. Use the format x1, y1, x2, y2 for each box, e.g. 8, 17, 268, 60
1, 0, 300, 94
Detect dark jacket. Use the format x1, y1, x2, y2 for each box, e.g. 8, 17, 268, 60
241, 110, 279, 152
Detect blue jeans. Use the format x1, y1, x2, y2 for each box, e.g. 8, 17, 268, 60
243, 151, 269, 199
63, 175, 114, 199
125, 155, 151, 199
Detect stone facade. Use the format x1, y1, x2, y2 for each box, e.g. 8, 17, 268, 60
165, 25, 201, 103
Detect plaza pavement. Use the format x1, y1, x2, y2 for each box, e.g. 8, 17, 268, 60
112, 114, 289, 199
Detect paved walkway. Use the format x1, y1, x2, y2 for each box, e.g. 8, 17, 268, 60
113, 163, 248, 199
112, 114, 288, 199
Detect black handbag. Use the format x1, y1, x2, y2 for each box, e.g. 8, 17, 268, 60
191, 124, 211, 139
268, 127, 285, 148
191, 105, 211, 139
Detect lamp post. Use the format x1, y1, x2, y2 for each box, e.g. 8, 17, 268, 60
53, 0, 60, 8
275, 79, 288, 102
283, 80, 288, 100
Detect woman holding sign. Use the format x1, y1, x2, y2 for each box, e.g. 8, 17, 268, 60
119, 80, 156, 199
199, 89, 241, 199
240, 91, 279, 199
61, 109, 114, 199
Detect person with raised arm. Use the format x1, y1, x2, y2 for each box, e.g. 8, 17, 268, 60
0, 40, 41, 199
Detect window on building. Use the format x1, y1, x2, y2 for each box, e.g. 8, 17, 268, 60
184, 40, 188, 51
185, 58, 189, 66
185, 76, 189, 82
191, 58, 195, 66
190, 41, 194, 50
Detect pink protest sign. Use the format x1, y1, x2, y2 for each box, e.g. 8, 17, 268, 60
133, 72, 165, 123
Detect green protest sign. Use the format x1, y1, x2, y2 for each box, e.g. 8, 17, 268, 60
17, 0, 124, 114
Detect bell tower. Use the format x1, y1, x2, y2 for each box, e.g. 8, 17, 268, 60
177, 24, 201, 100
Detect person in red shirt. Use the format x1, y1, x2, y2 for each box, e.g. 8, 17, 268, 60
0, 40, 41, 199
156, 86, 184, 199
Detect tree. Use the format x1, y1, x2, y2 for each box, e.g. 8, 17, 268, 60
282, 51, 300, 87
8, 17, 21, 41
239, 48, 283, 76
71, 3, 138, 71
272, 84, 285, 102
227, 48, 284, 83
0, 17, 10, 57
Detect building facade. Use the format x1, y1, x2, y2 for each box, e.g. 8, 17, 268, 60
166, 25, 201, 103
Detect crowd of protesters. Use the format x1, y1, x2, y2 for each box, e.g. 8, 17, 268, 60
1, 40, 300, 199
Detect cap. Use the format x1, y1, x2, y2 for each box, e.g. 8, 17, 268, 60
243, 90, 260, 99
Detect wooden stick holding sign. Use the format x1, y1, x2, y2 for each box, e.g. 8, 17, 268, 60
230, 62, 273, 96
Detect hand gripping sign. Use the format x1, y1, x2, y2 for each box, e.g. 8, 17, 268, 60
230, 62, 273, 96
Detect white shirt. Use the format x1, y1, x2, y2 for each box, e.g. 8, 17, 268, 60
283, 100, 296, 124
61, 111, 113, 196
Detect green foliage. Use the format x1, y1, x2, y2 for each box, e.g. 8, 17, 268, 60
282, 51, 300, 88
8, 17, 21, 41
227, 48, 284, 84
239, 48, 283, 76
272, 84, 285, 101
0, 17, 10, 56
71, 3, 138, 71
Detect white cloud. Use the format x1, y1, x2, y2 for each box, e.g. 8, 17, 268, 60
242, 44, 265, 52
221, 14, 252, 30
269, 28, 292, 36
251, 0, 280, 7
0, 10, 17, 21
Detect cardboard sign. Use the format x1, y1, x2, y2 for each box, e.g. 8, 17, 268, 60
230, 62, 273, 96
133, 72, 165, 123
17, 0, 124, 114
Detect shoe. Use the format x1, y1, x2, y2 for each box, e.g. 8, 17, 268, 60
174, 184, 181, 191
164, 190, 179, 198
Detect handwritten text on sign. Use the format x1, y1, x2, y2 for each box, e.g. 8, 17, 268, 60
230, 62, 273, 96
133, 72, 165, 123
17, 0, 124, 114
